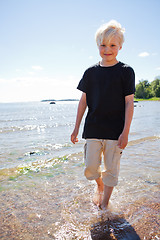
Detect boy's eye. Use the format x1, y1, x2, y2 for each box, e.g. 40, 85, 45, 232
100, 44, 106, 47
111, 44, 115, 47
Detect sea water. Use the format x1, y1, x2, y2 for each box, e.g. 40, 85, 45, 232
0, 101, 159, 239
0, 101, 84, 169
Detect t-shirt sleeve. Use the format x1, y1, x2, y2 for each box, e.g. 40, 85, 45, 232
123, 66, 135, 96
77, 70, 89, 93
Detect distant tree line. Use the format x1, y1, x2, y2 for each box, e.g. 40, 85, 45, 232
135, 77, 160, 99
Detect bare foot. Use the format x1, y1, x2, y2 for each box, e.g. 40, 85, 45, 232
99, 202, 109, 210
92, 188, 103, 207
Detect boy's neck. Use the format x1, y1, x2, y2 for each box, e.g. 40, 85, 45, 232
100, 59, 119, 67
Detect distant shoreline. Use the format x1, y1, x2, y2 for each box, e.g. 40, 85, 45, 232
134, 97, 160, 101
41, 99, 79, 102
41, 98, 160, 103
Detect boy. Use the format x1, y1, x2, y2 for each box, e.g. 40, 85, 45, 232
71, 20, 135, 209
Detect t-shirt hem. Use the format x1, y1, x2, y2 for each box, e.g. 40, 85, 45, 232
82, 135, 119, 141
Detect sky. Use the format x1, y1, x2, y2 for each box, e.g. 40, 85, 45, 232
0, 0, 160, 102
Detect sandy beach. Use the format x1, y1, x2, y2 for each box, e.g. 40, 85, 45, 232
0, 152, 159, 240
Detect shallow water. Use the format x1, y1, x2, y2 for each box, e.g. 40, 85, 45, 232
0, 101, 160, 239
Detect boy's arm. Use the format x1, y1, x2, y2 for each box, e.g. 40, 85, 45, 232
71, 92, 87, 144
117, 94, 134, 149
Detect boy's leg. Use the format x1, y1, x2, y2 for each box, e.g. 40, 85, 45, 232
84, 139, 103, 206
93, 177, 104, 207
100, 185, 113, 209
101, 140, 122, 209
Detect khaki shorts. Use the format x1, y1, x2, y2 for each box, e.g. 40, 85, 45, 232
84, 139, 123, 187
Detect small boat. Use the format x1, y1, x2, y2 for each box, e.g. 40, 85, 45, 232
50, 101, 56, 104
134, 100, 138, 107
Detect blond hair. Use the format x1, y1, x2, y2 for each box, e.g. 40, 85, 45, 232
95, 20, 125, 47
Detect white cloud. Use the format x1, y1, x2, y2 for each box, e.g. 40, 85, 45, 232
32, 66, 43, 70
0, 78, 6, 83
156, 67, 160, 70
0, 75, 80, 102
138, 52, 150, 57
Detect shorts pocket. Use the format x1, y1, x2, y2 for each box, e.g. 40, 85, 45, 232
116, 146, 123, 155
110, 146, 122, 177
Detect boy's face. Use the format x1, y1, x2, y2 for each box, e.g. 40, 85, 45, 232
99, 35, 122, 66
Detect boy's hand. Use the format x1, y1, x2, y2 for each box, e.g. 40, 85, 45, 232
71, 129, 79, 144
117, 132, 128, 149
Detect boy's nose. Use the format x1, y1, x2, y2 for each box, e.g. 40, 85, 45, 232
104, 46, 110, 52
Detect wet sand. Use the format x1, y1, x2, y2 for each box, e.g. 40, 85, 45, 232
0, 183, 159, 239
0, 153, 159, 240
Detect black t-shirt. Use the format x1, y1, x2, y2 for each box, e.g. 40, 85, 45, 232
77, 61, 135, 140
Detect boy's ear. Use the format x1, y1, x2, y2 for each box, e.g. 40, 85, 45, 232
119, 46, 122, 50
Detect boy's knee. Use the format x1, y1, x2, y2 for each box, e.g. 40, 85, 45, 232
84, 166, 101, 180
102, 171, 118, 187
